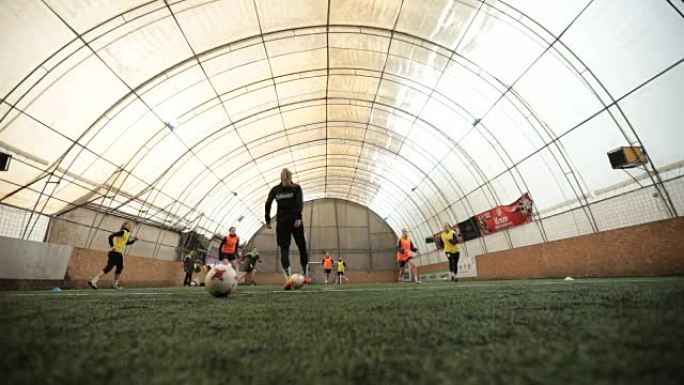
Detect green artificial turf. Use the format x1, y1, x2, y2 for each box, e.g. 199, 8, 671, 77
1, 278, 683, 385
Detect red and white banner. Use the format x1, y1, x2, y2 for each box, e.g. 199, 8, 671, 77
432, 193, 534, 248
474, 193, 534, 235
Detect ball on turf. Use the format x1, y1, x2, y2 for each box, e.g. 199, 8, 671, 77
291, 273, 305, 290
205, 264, 237, 297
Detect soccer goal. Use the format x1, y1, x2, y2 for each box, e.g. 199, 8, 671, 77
307, 261, 322, 283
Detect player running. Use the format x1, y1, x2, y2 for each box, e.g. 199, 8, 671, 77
396, 227, 420, 283
88, 221, 137, 290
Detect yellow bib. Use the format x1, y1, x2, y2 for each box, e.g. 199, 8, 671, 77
336, 261, 345, 273
112, 230, 131, 253
441, 230, 460, 253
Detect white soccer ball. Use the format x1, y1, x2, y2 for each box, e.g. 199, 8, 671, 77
205, 264, 238, 297
291, 273, 306, 289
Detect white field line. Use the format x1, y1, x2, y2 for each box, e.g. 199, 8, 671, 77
1, 276, 681, 298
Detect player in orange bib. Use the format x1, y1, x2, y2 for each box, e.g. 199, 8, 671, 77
322, 251, 334, 284
396, 227, 420, 283
219, 226, 240, 271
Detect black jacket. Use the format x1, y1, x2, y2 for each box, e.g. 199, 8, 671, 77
183, 257, 193, 273
265, 183, 303, 224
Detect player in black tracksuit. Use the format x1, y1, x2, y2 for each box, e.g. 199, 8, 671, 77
265, 168, 308, 279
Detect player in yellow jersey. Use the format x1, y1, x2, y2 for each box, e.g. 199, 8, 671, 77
440, 223, 461, 281
88, 221, 137, 289
335, 257, 349, 285
238, 247, 262, 285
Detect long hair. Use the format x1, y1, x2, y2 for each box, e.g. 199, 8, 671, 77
281, 168, 294, 187
121, 221, 134, 231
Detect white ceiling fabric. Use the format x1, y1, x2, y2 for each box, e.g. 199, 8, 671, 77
1, 0, 682, 242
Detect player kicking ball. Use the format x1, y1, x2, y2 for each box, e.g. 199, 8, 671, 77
264, 168, 312, 289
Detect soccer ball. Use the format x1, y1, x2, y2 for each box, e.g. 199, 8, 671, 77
291, 273, 306, 289
205, 264, 238, 297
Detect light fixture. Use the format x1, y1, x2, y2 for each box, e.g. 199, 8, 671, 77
0, 152, 11, 172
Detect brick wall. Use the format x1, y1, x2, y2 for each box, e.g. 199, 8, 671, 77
474, 217, 684, 280
14, 216, 681, 290
250, 270, 398, 285
64, 247, 186, 289
64, 248, 400, 288
418, 261, 449, 274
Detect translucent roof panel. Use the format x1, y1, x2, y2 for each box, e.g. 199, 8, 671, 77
1, 1, 682, 244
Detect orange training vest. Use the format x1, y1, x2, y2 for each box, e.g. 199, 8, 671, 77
221, 235, 239, 254
396, 238, 412, 262
323, 256, 333, 269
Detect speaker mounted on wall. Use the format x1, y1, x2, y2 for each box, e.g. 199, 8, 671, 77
607, 146, 647, 169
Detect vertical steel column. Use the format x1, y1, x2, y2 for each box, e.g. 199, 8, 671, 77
307, 200, 315, 264
366, 204, 373, 272
334, 199, 341, 258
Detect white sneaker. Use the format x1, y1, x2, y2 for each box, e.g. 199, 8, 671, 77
88, 280, 98, 290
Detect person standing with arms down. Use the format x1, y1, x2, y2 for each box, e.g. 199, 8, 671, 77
322, 251, 334, 284
396, 227, 421, 283
219, 226, 240, 271
440, 223, 461, 281
183, 251, 195, 287
88, 221, 137, 290
265, 168, 310, 289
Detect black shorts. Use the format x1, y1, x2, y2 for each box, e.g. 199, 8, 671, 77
337, 271, 344, 275
324, 268, 332, 274
244, 263, 255, 272
398, 257, 412, 268
104, 251, 124, 274
219, 252, 237, 262
446, 252, 460, 260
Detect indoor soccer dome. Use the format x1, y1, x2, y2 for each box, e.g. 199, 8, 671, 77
1, 0, 682, 263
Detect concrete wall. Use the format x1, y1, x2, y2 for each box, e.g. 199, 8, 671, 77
0, 236, 72, 280
0, 236, 186, 290
249, 199, 397, 275
48, 207, 180, 261
474, 217, 684, 279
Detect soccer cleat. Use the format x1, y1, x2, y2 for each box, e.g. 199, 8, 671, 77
112, 283, 123, 290
87, 280, 98, 290
283, 277, 293, 290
